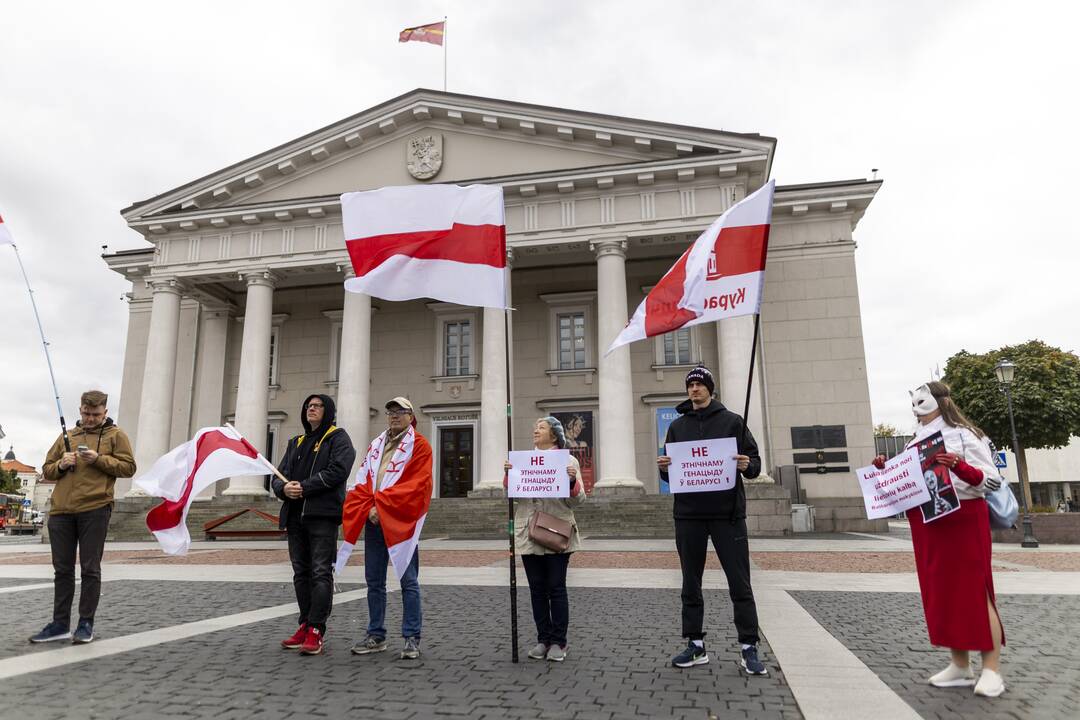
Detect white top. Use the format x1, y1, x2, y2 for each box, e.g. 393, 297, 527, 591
906, 416, 998, 500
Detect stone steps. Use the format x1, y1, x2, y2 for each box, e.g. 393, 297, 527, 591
106, 485, 796, 541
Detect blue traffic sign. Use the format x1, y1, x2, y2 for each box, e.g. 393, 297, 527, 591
994, 451, 1007, 469
21, 498, 32, 506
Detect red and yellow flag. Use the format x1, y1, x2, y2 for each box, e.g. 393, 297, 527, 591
399, 21, 445, 46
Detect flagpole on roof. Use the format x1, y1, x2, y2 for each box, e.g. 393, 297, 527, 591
5, 240, 71, 452
443, 16, 448, 91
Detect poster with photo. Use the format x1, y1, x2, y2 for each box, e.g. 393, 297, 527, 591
915, 430, 961, 523
552, 410, 595, 495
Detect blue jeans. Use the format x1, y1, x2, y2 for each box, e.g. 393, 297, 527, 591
364, 525, 421, 639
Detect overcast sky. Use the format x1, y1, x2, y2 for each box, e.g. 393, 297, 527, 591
2, 0, 1077, 468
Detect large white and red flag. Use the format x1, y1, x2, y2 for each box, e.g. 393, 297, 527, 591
341, 184, 507, 309
135, 426, 273, 555
607, 180, 775, 354
335, 426, 433, 579
0, 214, 15, 246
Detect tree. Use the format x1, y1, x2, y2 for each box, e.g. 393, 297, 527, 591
873, 423, 900, 437
943, 340, 1080, 507
0, 468, 22, 495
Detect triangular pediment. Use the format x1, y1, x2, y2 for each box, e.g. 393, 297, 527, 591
124, 89, 774, 223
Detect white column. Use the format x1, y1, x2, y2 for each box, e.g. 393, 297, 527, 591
224, 270, 276, 496
591, 238, 644, 495
474, 306, 508, 495
191, 304, 231, 499
717, 315, 771, 473
335, 270, 371, 475
128, 278, 184, 497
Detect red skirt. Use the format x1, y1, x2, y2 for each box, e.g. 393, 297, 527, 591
907, 497, 1005, 651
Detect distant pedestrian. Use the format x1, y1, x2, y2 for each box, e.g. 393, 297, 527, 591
504, 416, 585, 662
31, 390, 135, 645
874, 382, 1005, 697
1056, 499, 1067, 513
273, 394, 355, 656
656, 365, 768, 676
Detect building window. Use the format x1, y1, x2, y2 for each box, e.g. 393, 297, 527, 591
662, 328, 693, 365
540, 291, 597, 374
444, 320, 472, 376
268, 326, 281, 386
323, 310, 344, 382
428, 303, 478, 378
557, 312, 587, 370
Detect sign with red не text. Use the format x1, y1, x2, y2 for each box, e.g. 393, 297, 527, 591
507, 450, 571, 498
856, 446, 931, 519
666, 438, 738, 493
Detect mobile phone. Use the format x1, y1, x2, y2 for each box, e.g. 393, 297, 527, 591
77, 445, 89, 453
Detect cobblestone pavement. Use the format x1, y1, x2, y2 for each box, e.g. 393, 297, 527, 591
0, 580, 354, 660
3, 585, 799, 720
791, 591, 1080, 720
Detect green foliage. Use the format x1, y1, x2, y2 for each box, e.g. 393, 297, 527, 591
0, 468, 22, 494
942, 340, 1080, 451
873, 423, 900, 437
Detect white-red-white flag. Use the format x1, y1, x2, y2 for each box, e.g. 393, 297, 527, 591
341, 184, 508, 309
135, 427, 273, 555
607, 180, 775, 354
0, 214, 15, 246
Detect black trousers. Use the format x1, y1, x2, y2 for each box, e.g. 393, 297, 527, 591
48, 505, 112, 626
286, 515, 338, 631
674, 517, 759, 645
521, 552, 572, 647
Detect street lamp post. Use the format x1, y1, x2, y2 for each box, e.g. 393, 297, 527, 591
994, 359, 1039, 548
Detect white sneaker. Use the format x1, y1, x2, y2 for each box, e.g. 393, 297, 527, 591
974, 669, 1006, 697
928, 662, 976, 687
527, 643, 548, 660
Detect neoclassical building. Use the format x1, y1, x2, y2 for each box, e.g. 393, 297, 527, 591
106, 89, 880, 522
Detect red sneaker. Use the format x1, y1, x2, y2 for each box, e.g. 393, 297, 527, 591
281, 623, 308, 649
299, 626, 324, 655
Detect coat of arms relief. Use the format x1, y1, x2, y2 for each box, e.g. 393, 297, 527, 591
406, 134, 443, 180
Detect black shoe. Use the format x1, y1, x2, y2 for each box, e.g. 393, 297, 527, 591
672, 641, 709, 668
72, 619, 94, 644
740, 645, 768, 675
29, 622, 71, 644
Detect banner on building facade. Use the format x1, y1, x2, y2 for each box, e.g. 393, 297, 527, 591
856, 446, 930, 519
551, 410, 594, 494
656, 407, 679, 494
506, 450, 571, 498
665, 437, 738, 493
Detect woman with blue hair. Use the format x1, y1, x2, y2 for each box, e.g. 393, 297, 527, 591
504, 416, 585, 662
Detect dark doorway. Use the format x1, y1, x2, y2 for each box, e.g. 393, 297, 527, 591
439, 427, 474, 498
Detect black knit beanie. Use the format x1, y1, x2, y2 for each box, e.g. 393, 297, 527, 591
685, 365, 715, 394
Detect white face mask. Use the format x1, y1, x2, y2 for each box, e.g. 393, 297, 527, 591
910, 384, 939, 417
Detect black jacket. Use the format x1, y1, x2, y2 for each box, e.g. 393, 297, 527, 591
660, 398, 761, 520
272, 394, 356, 527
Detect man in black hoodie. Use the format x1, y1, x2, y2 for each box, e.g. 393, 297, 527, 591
272, 394, 356, 656
657, 365, 768, 676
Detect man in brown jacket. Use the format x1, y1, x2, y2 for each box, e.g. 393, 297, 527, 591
30, 390, 135, 644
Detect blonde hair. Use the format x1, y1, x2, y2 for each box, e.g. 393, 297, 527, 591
926, 381, 984, 438
81, 390, 108, 408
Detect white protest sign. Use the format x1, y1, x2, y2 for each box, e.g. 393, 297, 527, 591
666, 438, 738, 493
856, 446, 931, 519
507, 450, 571, 498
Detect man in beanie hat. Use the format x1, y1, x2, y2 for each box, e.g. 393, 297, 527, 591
656, 365, 768, 676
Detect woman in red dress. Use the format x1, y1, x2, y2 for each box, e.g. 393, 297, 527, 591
875, 381, 1006, 697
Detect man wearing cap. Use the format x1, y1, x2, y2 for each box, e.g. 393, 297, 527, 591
346, 396, 433, 660
656, 365, 769, 676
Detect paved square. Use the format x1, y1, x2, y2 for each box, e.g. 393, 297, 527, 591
2, 529, 1078, 719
